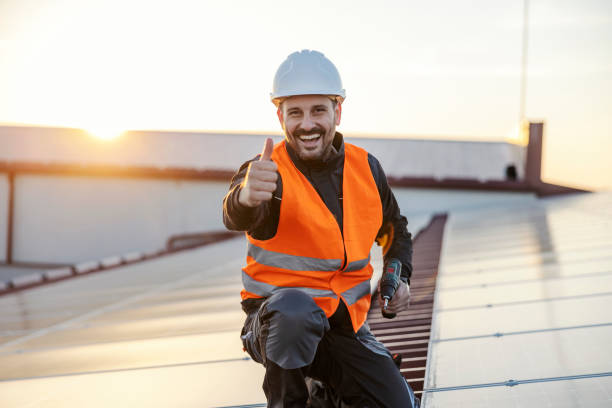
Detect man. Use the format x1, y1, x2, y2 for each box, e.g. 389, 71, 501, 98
223, 50, 416, 407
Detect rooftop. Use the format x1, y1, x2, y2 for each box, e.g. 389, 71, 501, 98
422, 191, 612, 406
1, 192, 609, 406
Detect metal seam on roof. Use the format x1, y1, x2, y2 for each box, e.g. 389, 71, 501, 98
438, 254, 612, 276
439, 269, 612, 291
433, 322, 612, 342
423, 371, 612, 393
0, 326, 245, 357
0, 357, 251, 383
434, 291, 612, 312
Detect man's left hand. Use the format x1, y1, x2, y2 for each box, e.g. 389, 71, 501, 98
380, 281, 410, 314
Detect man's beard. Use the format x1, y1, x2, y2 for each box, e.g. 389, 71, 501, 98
285, 116, 337, 163
287, 126, 334, 163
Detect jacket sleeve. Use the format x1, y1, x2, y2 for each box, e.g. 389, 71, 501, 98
368, 154, 414, 283
222, 156, 281, 240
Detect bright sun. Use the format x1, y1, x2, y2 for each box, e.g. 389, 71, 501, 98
87, 126, 125, 141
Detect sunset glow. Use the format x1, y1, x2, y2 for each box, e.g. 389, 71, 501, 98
0, 0, 610, 189
505, 120, 530, 146
86, 127, 124, 141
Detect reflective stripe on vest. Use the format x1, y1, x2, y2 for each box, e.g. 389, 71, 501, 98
248, 242, 342, 272
242, 270, 338, 299
243, 270, 370, 306
242, 141, 383, 332
248, 242, 369, 273
341, 280, 371, 306
344, 254, 371, 272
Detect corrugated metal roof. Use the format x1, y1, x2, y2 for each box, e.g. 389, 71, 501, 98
369, 214, 448, 398
422, 192, 612, 407
0, 126, 524, 181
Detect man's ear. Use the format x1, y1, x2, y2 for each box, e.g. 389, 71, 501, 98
277, 108, 284, 126
335, 102, 342, 126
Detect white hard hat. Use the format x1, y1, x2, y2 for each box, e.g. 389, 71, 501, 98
270, 49, 346, 105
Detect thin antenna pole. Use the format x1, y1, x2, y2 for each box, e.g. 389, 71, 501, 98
519, 0, 530, 123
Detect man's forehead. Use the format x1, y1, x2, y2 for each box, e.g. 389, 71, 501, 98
282, 95, 335, 110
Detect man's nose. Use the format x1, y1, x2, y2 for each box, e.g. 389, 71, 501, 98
300, 114, 316, 131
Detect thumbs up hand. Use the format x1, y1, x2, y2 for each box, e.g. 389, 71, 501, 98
238, 138, 279, 208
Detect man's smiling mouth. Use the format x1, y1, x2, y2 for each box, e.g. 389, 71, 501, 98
299, 133, 320, 141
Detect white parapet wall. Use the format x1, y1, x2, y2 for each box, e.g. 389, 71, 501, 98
0, 173, 8, 262
0, 127, 525, 183
13, 175, 229, 264
347, 137, 526, 182
7, 174, 539, 265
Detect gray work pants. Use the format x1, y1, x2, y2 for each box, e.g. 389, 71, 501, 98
241, 289, 416, 407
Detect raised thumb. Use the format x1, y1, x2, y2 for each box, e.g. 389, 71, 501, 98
259, 137, 273, 161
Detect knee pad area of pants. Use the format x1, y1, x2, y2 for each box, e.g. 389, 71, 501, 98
262, 289, 329, 370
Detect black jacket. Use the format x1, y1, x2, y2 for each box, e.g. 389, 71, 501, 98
222, 132, 413, 283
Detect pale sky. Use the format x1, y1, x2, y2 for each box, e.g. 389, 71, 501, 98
0, 0, 610, 190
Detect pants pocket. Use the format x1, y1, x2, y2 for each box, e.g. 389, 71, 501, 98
241, 330, 264, 364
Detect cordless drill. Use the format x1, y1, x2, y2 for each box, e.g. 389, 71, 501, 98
380, 258, 403, 319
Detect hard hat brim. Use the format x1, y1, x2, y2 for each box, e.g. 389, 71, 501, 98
271, 90, 346, 105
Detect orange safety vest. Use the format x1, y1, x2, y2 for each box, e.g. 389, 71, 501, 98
241, 141, 383, 332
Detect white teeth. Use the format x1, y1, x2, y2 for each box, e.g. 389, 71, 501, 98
299, 134, 320, 141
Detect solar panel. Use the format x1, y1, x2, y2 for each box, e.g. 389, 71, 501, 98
2, 192, 611, 406
0, 238, 269, 406
422, 192, 612, 406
